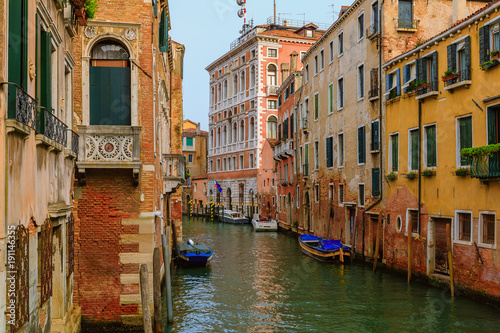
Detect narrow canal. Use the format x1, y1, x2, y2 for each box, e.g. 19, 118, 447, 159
164, 216, 499, 332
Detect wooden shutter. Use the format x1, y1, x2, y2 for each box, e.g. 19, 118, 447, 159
358, 126, 366, 164
488, 107, 499, 145
447, 44, 457, 71
459, 117, 472, 166
290, 114, 294, 139
464, 36, 471, 80
370, 68, 378, 94
283, 118, 289, 139
372, 168, 380, 197
40, 31, 52, 111
278, 124, 281, 139
392, 135, 399, 171
431, 52, 438, 91
159, 8, 169, 53
329, 84, 333, 111
152, 0, 158, 18
402, 65, 409, 84
315, 94, 319, 119
479, 26, 490, 65
411, 130, 419, 170
416, 58, 423, 83
371, 121, 379, 151
326, 137, 333, 168
396, 68, 401, 96
426, 126, 437, 167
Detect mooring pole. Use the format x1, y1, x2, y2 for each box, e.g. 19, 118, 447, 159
161, 234, 174, 323
140, 264, 153, 333
446, 224, 455, 297
153, 248, 162, 332
373, 212, 382, 271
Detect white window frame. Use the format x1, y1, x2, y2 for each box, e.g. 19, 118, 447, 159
314, 92, 319, 121
329, 41, 334, 63
239, 154, 244, 170
328, 83, 334, 114
357, 63, 365, 101
408, 127, 419, 172
385, 68, 398, 96
268, 100, 277, 110
249, 153, 254, 168
423, 123, 437, 169
358, 183, 365, 207
320, 49, 325, 71
337, 76, 344, 111
314, 140, 319, 170
405, 208, 420, 237
314, 55, 319, 75
401, 60, 416, 89
357, 125, 366, 166
268, 48, 278, 58
188, 154, 193, 164
371, 0, 379, 31
326, 135, 335, 169
478, 211, 496, 249
454, 210, 473, 245
389, 132, 399, 173
358, 12, 365, 42
338, 132, 344, 168
456, 115, 473, 168
338, 31, 344, 57
305, 64, 309, 83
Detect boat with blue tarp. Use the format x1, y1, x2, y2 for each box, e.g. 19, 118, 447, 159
177, 239, 213, 267
298, 234, 351, 263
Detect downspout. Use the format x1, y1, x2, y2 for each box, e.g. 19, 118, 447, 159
362, 0, 384, 262
418, 101, 422, 242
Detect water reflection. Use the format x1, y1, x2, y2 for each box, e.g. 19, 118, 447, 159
164, 217, 500, 333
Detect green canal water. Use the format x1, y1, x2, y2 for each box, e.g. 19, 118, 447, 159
163, 216, 499, 333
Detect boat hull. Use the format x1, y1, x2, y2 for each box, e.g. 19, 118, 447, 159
298, 235, 350, 263
177, 253, 212, 267
251, 219, 278, 231
177, 243, 213, 267
220, 216, 249, 224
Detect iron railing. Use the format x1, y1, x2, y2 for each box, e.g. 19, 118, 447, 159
37, 107, 68, 146
303, 163, 309, 177
416, 80, 438, 96
70, 129, 79, 155
366, 23, 378, 38
444, 69, 471, 87
397, 19, 418, 30
1, 82, 37, 130
40, 218, 53, 305
471, 151, 500, 179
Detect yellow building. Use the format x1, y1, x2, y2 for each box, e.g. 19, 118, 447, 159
383, 0, 500, 300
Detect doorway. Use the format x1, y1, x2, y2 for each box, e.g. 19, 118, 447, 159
304, 192, 311, 232
433, 218, 451, 275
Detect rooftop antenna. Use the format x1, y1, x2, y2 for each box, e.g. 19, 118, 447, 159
237, 0, 247, 31
329, 4, 339, 22
297, 13, 305, 26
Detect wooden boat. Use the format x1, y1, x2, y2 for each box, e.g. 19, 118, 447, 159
177, 239, 213, 266
298, 234, 351, 263
219, 209, 249, 224
251, 214, 278, 231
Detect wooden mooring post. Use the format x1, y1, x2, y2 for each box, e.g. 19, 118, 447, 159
153, 248, 162, 332
373, 213, 382, 272
408, 228, 412, 284
446, 224, 455, 297
139, 264, 153, 333
161, 234, 174, 323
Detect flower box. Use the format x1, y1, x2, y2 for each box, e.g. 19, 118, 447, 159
422, 170, 435, 177
481, 59, 499, 71
442, 73, 458, 82
386, 173, 397, 181
405, 173, 417, 179
492, 53, 500, 61
455, 168, 469, 176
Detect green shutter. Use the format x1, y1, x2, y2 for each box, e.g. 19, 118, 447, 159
186, 137, 194, 146
159, 8, 169, 53
305, 144, 309, 165
40, 31, 52, 111
152, 0, 158, 18
488, 107, 499, 145
358, 127, 366, 164
479, 26, 490, 65
426, 125, 437, 167
326, 137, 333, 168
372, 121, 379, 151
315, 94, 319, 119
329, 85, 333, 112
411, 130, 419, 170
372, 168, 380, 196
459, 117, 472, 166
392, 134, 399, 172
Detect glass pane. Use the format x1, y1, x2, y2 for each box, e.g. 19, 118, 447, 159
92, 41, 129, 60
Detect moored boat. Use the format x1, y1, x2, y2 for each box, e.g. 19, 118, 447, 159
251, 214, 278, 231
177, 239, 213, 266
219, 209, 249, 224
298, 234, 351, 263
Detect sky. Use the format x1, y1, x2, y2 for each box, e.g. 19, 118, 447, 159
169, 0, 352, 131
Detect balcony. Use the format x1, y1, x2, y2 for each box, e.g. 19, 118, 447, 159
76, 125, 142, 184
415, 80, 439, 100
36, 107, 68, 152
366, 24, 379, 40
273, 139, 294, 160
471, 151, 500, 180
397, 19, 418, 32
302, 117, 309, 131
443, 69, 472, 92
163, 154, 186, 193
267, 85, 279, 96
369, 87, 379, 101
278, 179, 292, 187
1, 82, 37, 137
303, 164, 309, 178
65, 129, 79, 159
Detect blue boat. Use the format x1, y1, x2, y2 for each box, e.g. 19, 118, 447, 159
177, 239, 213, 267
298, 234, 351, 263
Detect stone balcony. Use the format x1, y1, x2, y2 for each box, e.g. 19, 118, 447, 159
273, 139, 294, 161
163, 154, 186, 193
76, 125, 142, 185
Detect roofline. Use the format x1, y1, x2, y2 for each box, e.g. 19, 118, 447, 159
277, 71, 302, 95
384, 1, 500, 69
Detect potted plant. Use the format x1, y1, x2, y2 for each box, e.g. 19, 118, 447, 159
386, 172, 397, 181
442, 69, 458, 82
388, 90, 398, 100
422, 169, 435, 177
415, 80, 428, 90
491, 50, 500, 60
406, 172, 417, 179
455, 168, 469, 176
481, 59, 499, 71
406, 81, 417, 93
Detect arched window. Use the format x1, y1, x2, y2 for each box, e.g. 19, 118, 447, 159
211, 87, 215, 105
249, 118, 255, 140
210, 130, 214, 148
240, 120, 245, 141
90, 40, 131, 125
217, 83, 222, 103
267, 64, 277, 86
223, 80, 228, 99
267, 115, 277, 139
240, 71, 246, 91
233, 122, 238, 142
233, 74, 238, 95
223, 125, 227, 145
250, 65, 256, 87
217, 128, 221, 146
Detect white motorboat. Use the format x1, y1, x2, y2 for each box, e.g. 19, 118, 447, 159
251, 214, 278, 231
219, 210, 249, 224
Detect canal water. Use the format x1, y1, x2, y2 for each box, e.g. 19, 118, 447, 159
164, 216, 499, 332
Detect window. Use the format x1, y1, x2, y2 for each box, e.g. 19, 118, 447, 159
314, 55, 319, 74
305, 64, 309, 82
233, 122, 238, 142
314, 93, 319, 120
456, 211, 472, 243
390, 133, 399, 172
268, 100, 277, 109
447, 37, 471, 82
424, 124, 437, 168
240, 71, 246, 91
326, 137, 334, 168
338, 77, 344, 109
372, 168, 380, 196
338, 133, 344, 167
233, 74, 238, 95
267, 116, 277, 138
223, 158, 227, 171
268, 48, 278, 58
358, 13, 364, 40
249, 118, 255, 140
358, 64, 364, 99
359, 184, 365, 207
159, 7, 169, 52
328, 84, 334, 113
314, 141, 319, 169
479, 213, 495, 247
371, 1, 379, 33
250, 66, 256, 87
210, 160, 213, 172
320, 49, 325, 70
296, 186, 300, 208
240, 155, 244, 169
249, 153, 254, 168
371, 120, 380, 151
398, 0, 413, 29
402, 62, 416, 92
358, 126, 366, 164
228, 158, 232, 170
385, 69, 401, 99
306, 30, 313, 37
407, 209, 420, 234
240, 120, 245, 141
409, 129, 419, 171
188, 154, 193, 163
329, 184, 334, 202
456, 119, 473, 163
416, 53, 438, 93
267, 64, 277, 86
338, 32, 344, 55
339, 184, 344, 204
232, 157, 236, 170
304, 143, 309, 170
241, 55, 246, 63
488, 106, 500, 145
315, 184, 320, 202
90, 41, 131, 125
217, 159, 221, 171
329, 41, 334, 62
186, 137, 194, 147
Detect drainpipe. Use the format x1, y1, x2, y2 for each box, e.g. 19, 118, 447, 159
418, 101, 422, 239
362, 0, 384, 262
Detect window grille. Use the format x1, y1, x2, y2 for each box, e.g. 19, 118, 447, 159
40, 218, 53, 305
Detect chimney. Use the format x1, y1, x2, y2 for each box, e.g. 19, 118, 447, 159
196, 122, 200, 134
290, 51, 298, 73
453, 0, 467, 23
281, 63, 290, 82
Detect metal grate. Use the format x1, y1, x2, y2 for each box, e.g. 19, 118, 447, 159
1, 82, 37, 130
67, 213, 75, 276
36, 107, 68, 146
40, 218, 53, 305
8, 225, 30, 333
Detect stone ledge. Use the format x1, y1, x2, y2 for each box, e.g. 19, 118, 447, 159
119, 252, 153, 264
444, 80, 471, 92
6, 118, 32, 138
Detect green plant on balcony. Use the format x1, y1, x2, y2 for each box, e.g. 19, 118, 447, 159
406, 81, 417, 92
388, 89, 398, 100
422, 169, 434, 177
461, 143, 500, 158
480, 59, 499, 71
405, 172, 417, 179
415, 80, 428, 90
455, 167, 469, 176
491, 50, 500, 60
386, 172, 397, 181
442, 69, 458, 82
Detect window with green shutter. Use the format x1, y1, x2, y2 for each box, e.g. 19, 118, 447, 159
159, 7, 169, 53
458, 116, 472, 166
410, 129, 419, 171
339, 133, 344, 166
372, 168, 380, 196
371, 120, 379, 151
40, 30, 52, 111
358, 126, 366, 164
314, 93, 319, 120
391, 134, 399, 172
186, 137, 194, 146
326, 137, 333, 168
488, 106, 500, 145
329, 84, 333, 113
425, 125, 437, 167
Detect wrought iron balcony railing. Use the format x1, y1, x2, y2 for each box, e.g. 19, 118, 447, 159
1, 82, 37, 131
397, 19, 418, 30
443, 69, 471, 87
69, 129, 79, 156
416, 80, 438, 96
471, 151, 500, 179
36, 107, 68, 147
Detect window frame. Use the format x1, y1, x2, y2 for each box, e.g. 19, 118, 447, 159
358, 12, 365, 41
328, 83, 334, 114
337, 76, 344, 110
326, 135, 334, 169
314, 92, 319, 121
338, 132, 345, 168
455, 210, 473, 245
405, 208, 420, 236
320, 49, 325, 71
358, 183, 365, 207
314, 140, 320, 170
329, 41, 334, 63
357, 63, 365, 101
314, 55, 319, 75
456, 114, 473, 168
423, 123, 437, 169
268, 48, 278, 58
357, 125, 366, 165
408, 127, 419, 172
478, 211, 496, 249
389, 132, 399, 172
338, 31, 344, 57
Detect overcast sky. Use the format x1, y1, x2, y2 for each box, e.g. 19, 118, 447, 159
169, 0, 352, 131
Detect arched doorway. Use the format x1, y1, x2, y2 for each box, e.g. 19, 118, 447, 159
304, 192, 311, 232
